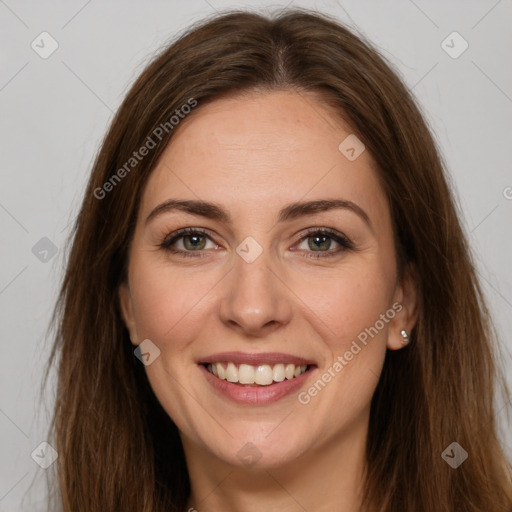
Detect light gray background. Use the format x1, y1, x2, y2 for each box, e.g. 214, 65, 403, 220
1, 0, 511, 510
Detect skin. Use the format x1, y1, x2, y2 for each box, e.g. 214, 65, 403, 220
119, 90, 417, 512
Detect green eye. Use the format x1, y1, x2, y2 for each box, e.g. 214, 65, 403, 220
307, 234, 334, 251
181, 233, 207, 251
295, 229, 354, 259
160, 228, 216, 258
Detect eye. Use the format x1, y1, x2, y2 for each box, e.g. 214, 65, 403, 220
294, 228, 354, 259
160, 228, 219, 258
159, 227, 354, 260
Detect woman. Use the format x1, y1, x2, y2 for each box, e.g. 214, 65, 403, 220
46, 8, 512, 511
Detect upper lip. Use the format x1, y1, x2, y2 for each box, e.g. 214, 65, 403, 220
199, 352, 316, 366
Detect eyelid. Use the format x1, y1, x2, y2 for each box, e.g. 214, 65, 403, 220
292, 227, 354, 259
160, 227, 218, 255
161, 226, 211, 243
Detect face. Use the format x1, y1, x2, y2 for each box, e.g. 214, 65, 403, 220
120, 90, 417, 470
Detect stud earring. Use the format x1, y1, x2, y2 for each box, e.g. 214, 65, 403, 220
400, 329, 409, 344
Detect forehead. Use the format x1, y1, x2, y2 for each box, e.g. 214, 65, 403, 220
139, 90, 387, 224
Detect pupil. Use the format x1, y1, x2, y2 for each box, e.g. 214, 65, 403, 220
310, 235, 330, 251
185, 235, 205, 250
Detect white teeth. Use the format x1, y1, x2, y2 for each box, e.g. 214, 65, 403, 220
206, 362, 308, 385
273, 363, 285, 382
216, 362, 225, 380
238, 364, 255, 384
293, 365, 307, 378
225, 362, 238, 383
254, 365, 273, 386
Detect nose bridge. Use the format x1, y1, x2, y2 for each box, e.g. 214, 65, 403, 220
218, 240, 292, 335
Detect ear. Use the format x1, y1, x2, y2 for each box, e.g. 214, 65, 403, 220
387, 265, 419, 351
118, 282, 139, 346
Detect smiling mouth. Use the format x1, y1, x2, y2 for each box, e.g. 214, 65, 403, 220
204, 362, 312, 386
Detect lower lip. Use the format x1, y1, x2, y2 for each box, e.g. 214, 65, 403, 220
199, 364, 315, 405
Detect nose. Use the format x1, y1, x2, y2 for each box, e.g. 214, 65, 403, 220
218, 248, 293, 337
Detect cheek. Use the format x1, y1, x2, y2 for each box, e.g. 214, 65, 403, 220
296, 262, 395, 350
295, 267, 393, 427
127, 253, 218, 349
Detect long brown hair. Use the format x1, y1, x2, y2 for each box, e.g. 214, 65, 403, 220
45, 8, 512, 511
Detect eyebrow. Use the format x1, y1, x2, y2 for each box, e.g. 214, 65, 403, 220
145, 198, 372, 230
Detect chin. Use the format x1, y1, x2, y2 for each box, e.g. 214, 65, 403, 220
205, 427, 311, 470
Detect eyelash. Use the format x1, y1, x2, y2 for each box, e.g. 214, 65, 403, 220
159, 227, 354, 260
